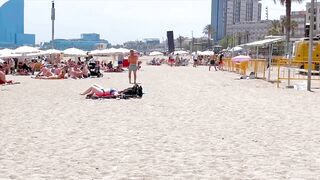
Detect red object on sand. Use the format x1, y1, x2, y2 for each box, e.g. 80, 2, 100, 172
123, 59, 129, 68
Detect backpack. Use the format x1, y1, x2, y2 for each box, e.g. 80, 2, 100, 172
122, 84, 143, 98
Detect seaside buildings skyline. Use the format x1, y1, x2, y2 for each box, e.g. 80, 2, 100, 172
0, 0, 35, 48
0, 0, 309, 49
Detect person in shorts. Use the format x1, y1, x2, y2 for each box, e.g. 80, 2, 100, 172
209, 54, 218, 71
128, 50, 139, 84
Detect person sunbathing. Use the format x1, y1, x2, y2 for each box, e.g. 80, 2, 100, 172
35, 67, 68, 79
80, 84, 120, 98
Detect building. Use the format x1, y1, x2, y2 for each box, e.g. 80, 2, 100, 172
211, 0, 227, 42
228, 20, 272, 44
41, 33, 110, 51
258, 3, 262, 21
212, 0, 263, 43
143, 38, 160, 45
306, 2, 320, 35
281, 11, 306, 38
225, 0, 269, 44
0, 0, 35, 48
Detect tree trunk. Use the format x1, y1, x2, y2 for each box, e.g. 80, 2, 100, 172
285, 0, 291, 55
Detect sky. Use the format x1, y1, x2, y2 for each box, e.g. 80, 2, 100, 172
17, 0, 310, 44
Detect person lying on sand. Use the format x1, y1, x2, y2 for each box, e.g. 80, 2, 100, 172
81, 84, 143, 99
34, 67, 68, 79
80, 84, 120, 98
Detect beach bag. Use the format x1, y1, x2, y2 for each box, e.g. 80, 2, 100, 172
122, 84, 143, 98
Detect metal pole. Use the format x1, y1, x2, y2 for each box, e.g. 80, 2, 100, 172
268, 44, 273, 81
308, 0, 315, 91
51, 0, 55, 49
191, 31, 193, 52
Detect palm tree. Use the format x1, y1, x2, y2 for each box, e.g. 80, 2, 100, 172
177, 35, 186, 50
268, 20, 283, 36
203, 24, 215, 49
274, 0, 303, 54
203, 24, 214, 40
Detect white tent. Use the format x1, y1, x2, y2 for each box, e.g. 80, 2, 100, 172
149, 51, 163, 56
63, 48, 87, 57
14, 46, 40, 54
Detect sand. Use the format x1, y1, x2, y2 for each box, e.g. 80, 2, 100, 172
1, 60, 320, 179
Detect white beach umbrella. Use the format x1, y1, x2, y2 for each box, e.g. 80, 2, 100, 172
89, 49, 102, 56
14, 46, 40, 54
63, 48, 87, 57
26, 50, 48, 57
174, 50, 188, 55
0, 52, 22, 58
117, 48, 130, 54
45, 49, 61, 55
0, 59, 4, 64
150, 51, 163, 56
0, 48, 13, 55
200, 50, 215, 56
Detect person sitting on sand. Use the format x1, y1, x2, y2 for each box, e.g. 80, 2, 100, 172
36, 66, 54, 78
0, 69, 13, 85
81, 84, 120, 98
35, 67, 68, 79
82, 64, 89, 78
69, 65, 83, 79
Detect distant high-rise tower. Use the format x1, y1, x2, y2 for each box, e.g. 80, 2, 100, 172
211, 0, 227, 42
258, 3, 262, 21
0, 0, 35, 47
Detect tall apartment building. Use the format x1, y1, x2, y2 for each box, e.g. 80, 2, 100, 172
0, 0, 35, 48
306, 2, 320, 35
212, 0, 266, 44
211, 0, 227, 42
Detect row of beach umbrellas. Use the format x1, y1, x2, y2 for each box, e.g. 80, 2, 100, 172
0, 46, 132, 59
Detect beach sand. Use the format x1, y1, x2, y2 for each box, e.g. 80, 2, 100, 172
1, 60, 320, 179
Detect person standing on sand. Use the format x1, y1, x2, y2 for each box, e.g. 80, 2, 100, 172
209, 54, 217, 71
128, 49, 139, 84
193, 52, 198, 67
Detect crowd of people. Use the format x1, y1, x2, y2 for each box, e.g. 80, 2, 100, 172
192, 52, 224, 71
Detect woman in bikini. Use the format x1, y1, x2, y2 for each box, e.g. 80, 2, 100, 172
80, 84, 120, 98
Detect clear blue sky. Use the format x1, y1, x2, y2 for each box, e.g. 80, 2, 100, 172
20, 0, 308, 44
